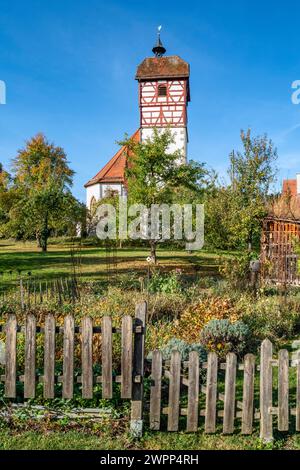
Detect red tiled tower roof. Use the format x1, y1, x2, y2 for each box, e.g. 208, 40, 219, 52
136, 55, 189, 80
84, 130, 140, 188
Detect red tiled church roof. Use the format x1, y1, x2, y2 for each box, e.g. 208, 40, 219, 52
136, 55, 189, 80
84, 130, 140, 188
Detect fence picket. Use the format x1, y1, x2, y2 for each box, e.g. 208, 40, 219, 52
167, 350, 181, 432
223, 352, 237, 434
130, 302, 147, 437
205, 352, 218, 433
39, 281, 43, 303
187, 351, 199, 432
260, 338, 273, 441
278, 349, 289, 431
81, 317, 93, 399
20, 279, 24, 310
63, 315, 74, 399
44, 314, 55, 398
150, 350, 162, 431
241, 354, 255, 434
5, 314, 17, 398
121, 316, 133, 399
102, 316, 112, 399
24, 314, 36, 398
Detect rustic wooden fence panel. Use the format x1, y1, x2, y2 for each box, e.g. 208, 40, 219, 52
0, 304, 146, 429
2, 304, 300, 440
148, 341, 300, 441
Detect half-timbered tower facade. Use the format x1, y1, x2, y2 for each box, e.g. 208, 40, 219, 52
136, 37, 190, 161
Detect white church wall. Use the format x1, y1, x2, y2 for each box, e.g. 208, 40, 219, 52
141, 127, 187, 162
101, 183, 124, 197
86, 183, 125, 209
86, 184, 101, 209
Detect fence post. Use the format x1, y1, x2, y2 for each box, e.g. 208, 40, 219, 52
260, 338, 273, 442
130, 301, 147, 438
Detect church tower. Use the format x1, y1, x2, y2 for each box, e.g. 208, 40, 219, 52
85, 32, 190, 209
136, 29, 190, 161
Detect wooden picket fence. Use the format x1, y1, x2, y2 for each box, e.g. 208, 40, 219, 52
0, 301, 300, 441
149, 340, 300, 441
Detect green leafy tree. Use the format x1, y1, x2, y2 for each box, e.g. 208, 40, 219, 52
205, 129, 277, 253
229, 129, 277, 251
120, 128, 209, 262
0, 163, 12, 231
5, 134, 79, 251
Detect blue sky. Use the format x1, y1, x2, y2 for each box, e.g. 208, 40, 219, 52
0, 0, 300, 201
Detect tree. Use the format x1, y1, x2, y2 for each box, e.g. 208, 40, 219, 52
120, 128, 209, 262
0, 163, 12, 232
5, 134, 78, 251
205, 129, 277, 253
229, 129, 277, 251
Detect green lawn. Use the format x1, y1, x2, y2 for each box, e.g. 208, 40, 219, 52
0, 238, 231, 285
0, 424, 300, 450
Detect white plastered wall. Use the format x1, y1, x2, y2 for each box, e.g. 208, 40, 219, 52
140, 127, 187, 163
86, 183, 125, 209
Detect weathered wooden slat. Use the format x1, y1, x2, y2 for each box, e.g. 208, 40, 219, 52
81, 317, 93, 399
205, 352, 218, 434
44, 314, 55, 398
5, 314, 17, 398
260, 338, 273, 441
24, 314, 36, 398
296, 350, 300, 432
241, 353, 255, 434
278, 349, 289, 431
167, 350, 181, 432
39, 281, 43, 303
63, 315, 74, 399
150, 350, 162, 431
102, 316, 112, 399
187, 351, 199, 432
20, 279, 24, 310
121, 316, 133, 399
130, 302, 147, 438
223, 352, 237, 434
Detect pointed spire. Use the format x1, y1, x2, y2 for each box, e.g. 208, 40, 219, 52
152, 25, 166, 57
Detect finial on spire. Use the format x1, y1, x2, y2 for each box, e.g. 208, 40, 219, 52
152, 25, 166, 57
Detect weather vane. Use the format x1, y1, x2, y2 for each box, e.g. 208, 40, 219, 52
152, 25, 166, 57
